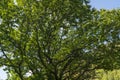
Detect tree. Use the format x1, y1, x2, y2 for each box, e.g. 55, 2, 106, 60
0, 0, 120, 80
95, 69, 120, 80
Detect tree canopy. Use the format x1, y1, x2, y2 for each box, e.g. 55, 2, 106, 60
0, 0, 120, 80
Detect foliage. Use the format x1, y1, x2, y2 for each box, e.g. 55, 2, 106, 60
0, 0, 120, 80
95, 69, 120, 80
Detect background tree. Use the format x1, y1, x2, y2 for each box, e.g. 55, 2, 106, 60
0, 0, 120, 80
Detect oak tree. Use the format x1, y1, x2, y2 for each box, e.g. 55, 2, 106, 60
0, 0, 120, 80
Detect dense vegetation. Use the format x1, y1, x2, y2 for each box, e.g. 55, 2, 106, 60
0, 0, 120, 80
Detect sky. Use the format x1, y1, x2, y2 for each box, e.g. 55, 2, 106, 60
0, 0, 120, 80
90, 0, 120, 10
0, 67, 7, 80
